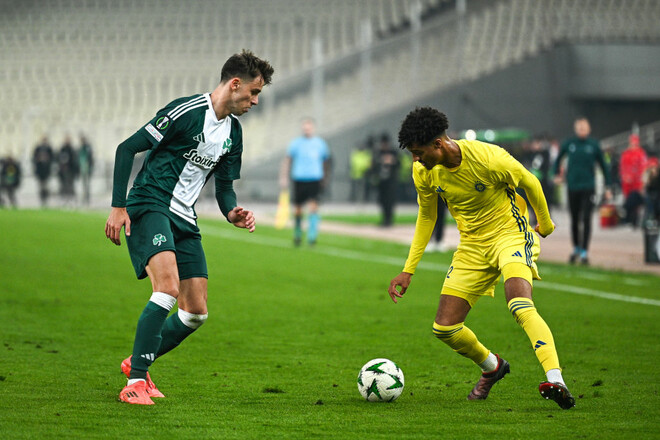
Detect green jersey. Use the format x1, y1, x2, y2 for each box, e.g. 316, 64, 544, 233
553, 136, 611, 191
120, 93, 243, 224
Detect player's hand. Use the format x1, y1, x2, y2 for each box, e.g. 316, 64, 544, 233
553, 175, 563, 185
228, 206, 256, 233
105, 207, 131, 246
535, 220, 555, 238
388, 272, 412, 304
604, 189, 613, 201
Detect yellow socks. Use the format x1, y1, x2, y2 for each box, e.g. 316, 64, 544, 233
508, 297, 561, 372
433, 322, 490, 365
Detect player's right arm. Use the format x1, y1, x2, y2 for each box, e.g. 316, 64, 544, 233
388, 164, 437, 303
105, 132, 152, 245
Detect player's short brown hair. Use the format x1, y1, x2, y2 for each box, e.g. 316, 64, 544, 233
220, 49, 274, 85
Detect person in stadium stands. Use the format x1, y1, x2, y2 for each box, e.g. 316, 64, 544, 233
619, 134, 647, 228
280, 118, 330, 246
553, 117, 612, 265
388, 107, 575, 410
32, 136, 54, 207
105, 50, 274, 405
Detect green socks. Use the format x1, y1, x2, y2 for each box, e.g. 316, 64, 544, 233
129, 292, 176, 380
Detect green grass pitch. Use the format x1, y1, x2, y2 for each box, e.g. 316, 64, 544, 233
1, 210, 659, 439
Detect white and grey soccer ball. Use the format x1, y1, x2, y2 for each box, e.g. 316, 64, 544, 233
357, 358, 405, 402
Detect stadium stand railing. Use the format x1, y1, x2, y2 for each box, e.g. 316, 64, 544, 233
0, 0, 446, 162
1, 0, 659, 171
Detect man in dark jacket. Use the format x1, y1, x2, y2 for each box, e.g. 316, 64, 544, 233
553, 117, 612, 264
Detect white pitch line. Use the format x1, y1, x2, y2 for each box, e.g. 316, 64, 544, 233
575, 272, 610, 281
621, 278, 649, 286
539, 282, 660, 306
202, 226, 660, 307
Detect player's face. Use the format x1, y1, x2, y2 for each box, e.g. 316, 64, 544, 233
574, 119, 590, 138
230, 75, 265, 115
302, 120, 315, 137
407, 142, 443, 170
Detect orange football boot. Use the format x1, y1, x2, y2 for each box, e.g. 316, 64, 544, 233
119, 380, 154, 405
121, 356, 165, 398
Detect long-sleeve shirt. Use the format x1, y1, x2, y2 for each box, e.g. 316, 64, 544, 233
111, 93, 241, 224
403, 139, 552, 274
552, 136, 611, 191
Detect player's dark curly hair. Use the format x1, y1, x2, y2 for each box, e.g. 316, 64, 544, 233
221, 49, 274, 85
397, 107, 449, 149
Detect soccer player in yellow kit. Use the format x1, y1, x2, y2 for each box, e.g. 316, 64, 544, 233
388, 107, 575, 409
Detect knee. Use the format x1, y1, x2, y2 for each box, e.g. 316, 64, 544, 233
178, 309, 208, 329
154, 277, 180, 298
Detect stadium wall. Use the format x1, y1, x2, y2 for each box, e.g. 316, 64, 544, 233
239, 42, 660, 202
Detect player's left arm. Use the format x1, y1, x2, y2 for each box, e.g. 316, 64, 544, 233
490, 147, 554, 237
518, 170, 555, 237
214, 119, 255, 232
322, 157, 332, 190
321, 140, 331, 189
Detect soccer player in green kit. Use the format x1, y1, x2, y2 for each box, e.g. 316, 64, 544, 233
105, 50, 274, 405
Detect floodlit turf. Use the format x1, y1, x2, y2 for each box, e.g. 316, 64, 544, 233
323, 212, 456, 226
323, 212, 420, 225
1, 209, 659, 439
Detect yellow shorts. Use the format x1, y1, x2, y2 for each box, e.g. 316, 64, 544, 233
441, 228, 541, 306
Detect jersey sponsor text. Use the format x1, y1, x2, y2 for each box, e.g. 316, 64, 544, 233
183, 149, 219, 169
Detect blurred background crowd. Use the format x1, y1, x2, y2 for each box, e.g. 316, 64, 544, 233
2, 0, 660, 262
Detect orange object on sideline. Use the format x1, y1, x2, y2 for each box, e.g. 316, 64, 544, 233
599, 204, 618, 228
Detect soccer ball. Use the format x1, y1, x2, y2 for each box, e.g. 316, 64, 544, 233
357, 358, 405, 402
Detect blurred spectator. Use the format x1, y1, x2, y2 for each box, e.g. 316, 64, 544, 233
645, 157, 660, 222
619, 134, 647, 228
33, 136, 54, 207
280, 118, 330, 246
520, 137, 553, 226
364, 135, 377, 201
57, 135, 79, 206
604, 145, 621, 199
553, 117, 612, 265
547, 138, 561, 208
531, 137, 555, 208
0, 155, 21, 208
349, 140, 372, 203
78, 134, 94, 206
397, 148, 416, 203
373, 133, 400, 227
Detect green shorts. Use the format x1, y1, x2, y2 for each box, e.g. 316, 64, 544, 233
126, 204, 207, 280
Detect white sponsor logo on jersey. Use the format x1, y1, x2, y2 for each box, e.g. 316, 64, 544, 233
183, 149, 218, 169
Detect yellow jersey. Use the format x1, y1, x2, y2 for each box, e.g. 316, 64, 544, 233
403, 139, 552, 274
